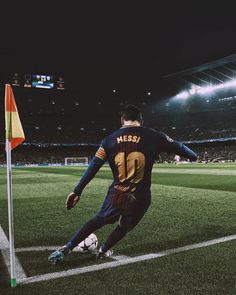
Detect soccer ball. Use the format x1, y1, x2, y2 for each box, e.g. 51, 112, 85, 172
76, 233, 98, 253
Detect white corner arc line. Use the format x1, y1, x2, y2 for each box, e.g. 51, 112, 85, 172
0, 226, 27, 280
18, 233, 236, 285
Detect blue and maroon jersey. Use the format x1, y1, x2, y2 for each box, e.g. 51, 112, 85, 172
74, 126, 197, 199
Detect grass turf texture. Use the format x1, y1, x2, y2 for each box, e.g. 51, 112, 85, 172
0, 163, 236, 294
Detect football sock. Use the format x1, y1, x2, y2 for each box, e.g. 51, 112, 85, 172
102, 225, 128, 252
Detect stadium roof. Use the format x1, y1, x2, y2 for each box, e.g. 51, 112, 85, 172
163, 53, 236, 90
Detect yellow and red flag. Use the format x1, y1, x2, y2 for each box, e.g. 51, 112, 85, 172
5, 84, 25, 150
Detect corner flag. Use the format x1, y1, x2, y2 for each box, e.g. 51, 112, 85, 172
5, 84, 25, 150
4, 84, 25, 288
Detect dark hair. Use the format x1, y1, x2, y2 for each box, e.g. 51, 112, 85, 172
120, 104, 143, 123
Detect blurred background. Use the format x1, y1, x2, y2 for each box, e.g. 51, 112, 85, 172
1, 5, 236, 165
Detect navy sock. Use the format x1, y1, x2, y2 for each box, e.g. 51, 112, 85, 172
101, 225, 128, 252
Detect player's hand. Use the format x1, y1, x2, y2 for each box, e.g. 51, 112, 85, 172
65, 192, 80, 210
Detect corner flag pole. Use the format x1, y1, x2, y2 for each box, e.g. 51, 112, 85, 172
5, 84, 25, 288
6, 138, 17, 288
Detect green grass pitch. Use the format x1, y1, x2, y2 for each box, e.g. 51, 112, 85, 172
0, 163, 236, 294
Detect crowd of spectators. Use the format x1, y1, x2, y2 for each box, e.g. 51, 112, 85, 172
1, 85, 236, 145
1, 143, 236, 166
0, 84, 236, 165
158, 144, 236, 163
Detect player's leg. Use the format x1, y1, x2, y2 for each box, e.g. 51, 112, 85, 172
97, 201, 150, 258
66, 216, 107, 250
48, 195, 121, 264
48, 216, 107, 264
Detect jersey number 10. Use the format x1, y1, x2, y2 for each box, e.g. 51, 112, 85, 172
115, 152, 145, 184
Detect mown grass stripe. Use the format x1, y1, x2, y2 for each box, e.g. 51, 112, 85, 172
18, 234, 236, 285
0, 181, 234, 201
153, 168, 236, 176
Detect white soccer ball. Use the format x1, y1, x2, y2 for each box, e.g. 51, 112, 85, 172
76, 233, 98, 253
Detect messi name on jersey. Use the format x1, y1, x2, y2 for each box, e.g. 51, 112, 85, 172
117, 135, 141, 144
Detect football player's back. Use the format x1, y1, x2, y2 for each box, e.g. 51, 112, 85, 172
102, 126, 167, 199
102, 124, 197, 201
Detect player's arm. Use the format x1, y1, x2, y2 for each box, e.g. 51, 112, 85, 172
65, 146, 106, 210
73, 151, 105, 196
158, 132, 198, 161
175, 143, 198, 161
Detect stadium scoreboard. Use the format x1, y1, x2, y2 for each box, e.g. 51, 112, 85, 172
11, 72, 65, 90
32, 74, 54, 89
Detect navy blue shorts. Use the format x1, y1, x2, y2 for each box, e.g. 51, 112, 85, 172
95, 194, 150, 230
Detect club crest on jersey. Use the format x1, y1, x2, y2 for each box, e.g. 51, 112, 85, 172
166, 135, 174, 142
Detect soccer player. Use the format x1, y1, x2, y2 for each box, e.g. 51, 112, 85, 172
203, 150, 209, 164
174, 154, 181, 164
48, 105, 198, 263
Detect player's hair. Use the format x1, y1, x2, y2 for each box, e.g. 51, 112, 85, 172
120, 104, 143, 123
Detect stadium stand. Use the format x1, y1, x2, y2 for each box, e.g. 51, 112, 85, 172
0, 54, 236, 165
0, 84, 236, 165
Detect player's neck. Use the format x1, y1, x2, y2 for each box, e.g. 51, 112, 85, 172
122, 120, 141, 127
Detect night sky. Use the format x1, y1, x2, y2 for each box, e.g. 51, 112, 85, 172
1, 3, 236, 98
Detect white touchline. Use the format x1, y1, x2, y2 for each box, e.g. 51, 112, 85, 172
16, 246, 60, 252
14, 233, 236, 285
111, 255, 130, 261
0, 226, 27, 280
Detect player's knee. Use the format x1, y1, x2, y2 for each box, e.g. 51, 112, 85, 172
91, 215, 107, 226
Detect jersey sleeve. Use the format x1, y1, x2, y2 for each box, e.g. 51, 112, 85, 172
73, 139, 107, 196
157, 132, 198, 161
95, 144, 106, 161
